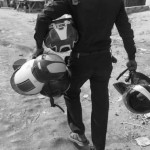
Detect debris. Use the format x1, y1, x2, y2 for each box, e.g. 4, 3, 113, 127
117, 96, 122, 102
137, 48, 147, 52
7, 44, 12, 48
42, 110, 51, 115
144, 113, 150, 119
37, 95, 45, 99
83, 94, 89, 99
135, 136, 150, 147
141, 121, 146, 125
34, 113, 40, 122
115, 112, 119, 116
121, 122, 149, 130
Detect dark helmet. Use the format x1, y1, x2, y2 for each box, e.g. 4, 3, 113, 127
114, 70, 150, 114
123, 84, 150, 114
32, 53, 67, 83
44, 15, 78, 52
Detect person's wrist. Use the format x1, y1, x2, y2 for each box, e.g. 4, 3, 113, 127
128, 56, 135, 61
32, 47, 44, 59
35, 40, 43, 50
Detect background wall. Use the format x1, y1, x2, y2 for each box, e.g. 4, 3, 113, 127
123, 0, 146, 7
146, 0, 150, 5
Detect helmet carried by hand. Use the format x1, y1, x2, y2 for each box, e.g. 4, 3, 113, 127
114, 69, 150, 114
123, 84, 150, 114
44, 17, 78, 52
10, 53, 69, 96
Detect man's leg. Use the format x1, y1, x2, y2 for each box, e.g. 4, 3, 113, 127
64, 74, 90, 146
64, 70, 91, 133
90, 66, 112, 150
64, 56, 92, 145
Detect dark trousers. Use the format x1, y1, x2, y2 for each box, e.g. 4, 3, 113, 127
64, 51, 112, 150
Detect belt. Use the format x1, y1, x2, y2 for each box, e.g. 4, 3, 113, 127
71, 50, 109, 58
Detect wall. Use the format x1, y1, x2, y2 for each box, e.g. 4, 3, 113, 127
146, 0, 150, 5
124, 0, 146, 7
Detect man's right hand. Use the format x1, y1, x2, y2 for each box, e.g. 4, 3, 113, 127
32, 47, 44, 59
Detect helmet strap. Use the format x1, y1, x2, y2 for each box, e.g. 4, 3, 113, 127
49, 96, 65, 113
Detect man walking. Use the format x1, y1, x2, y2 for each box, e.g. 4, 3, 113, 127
33, 0, 137, 149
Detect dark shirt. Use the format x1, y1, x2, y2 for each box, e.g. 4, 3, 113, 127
34, 0, 136, 60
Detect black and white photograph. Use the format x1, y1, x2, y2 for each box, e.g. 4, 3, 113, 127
0, 0, 150, 150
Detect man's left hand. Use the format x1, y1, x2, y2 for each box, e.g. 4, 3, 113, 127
126, 59, 137, 71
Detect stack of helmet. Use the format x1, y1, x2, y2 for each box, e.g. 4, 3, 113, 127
10, 15, 78, 98
10, 53, 70, 97
113, 71, 150, 114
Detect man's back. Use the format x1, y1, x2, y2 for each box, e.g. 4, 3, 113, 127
67, 0, 122, 52
35, 0, 136, 59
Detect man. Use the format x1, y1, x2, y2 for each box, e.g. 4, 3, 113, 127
33, 0, 137, 149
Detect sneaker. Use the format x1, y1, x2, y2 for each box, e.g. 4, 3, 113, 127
68, 132, 89, 146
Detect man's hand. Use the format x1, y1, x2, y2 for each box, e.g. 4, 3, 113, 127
126, 59, 137, 71
32, 47, 44, 59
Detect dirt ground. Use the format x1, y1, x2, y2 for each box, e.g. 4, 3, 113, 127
0, 7, 150, 150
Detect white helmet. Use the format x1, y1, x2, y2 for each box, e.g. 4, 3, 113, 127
10, 53, 68, 96
10, 59, 44, 95
44, 17, 78, 52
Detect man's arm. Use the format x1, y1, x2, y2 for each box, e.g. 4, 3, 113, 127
115, 0, 136, 60
34, 0, 71, 50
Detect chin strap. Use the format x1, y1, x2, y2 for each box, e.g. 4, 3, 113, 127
49, 96, 65, 113
116, 68, 136, 83
116, 68, 129, 80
